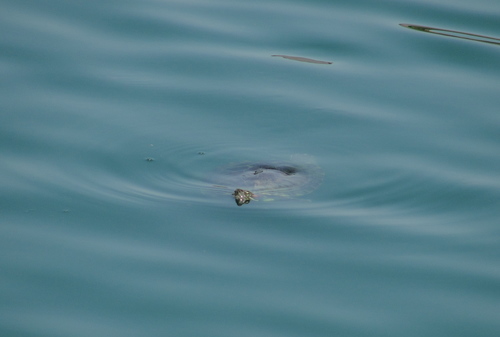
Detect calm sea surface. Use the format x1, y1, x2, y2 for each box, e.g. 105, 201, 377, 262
1, 0, 499, 336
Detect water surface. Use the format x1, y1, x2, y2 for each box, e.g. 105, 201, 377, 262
1, 0, 499, 336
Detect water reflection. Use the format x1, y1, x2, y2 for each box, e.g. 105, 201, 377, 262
400, 24, 500, 46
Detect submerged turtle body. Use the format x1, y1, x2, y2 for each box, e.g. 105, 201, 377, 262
211, 157, 323, 206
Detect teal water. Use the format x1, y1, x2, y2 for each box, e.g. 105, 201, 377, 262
1, 0, 499, 336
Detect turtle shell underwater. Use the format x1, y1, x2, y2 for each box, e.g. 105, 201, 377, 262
210, 157, 323, 206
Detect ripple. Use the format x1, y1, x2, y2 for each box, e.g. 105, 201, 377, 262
3, 130, 327, 210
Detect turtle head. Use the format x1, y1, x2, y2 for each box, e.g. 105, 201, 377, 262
232, 189, 255, 206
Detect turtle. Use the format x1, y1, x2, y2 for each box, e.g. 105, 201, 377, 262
209, 156, 323, 206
